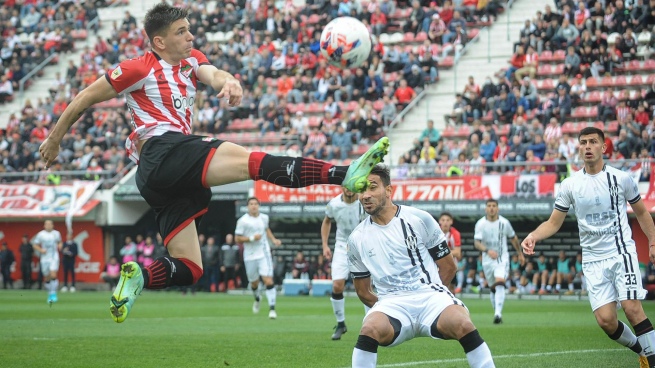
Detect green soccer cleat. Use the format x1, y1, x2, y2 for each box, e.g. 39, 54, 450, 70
343, 137, 390, 193
109, 262, 144, 323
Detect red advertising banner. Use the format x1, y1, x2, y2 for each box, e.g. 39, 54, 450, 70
0, 181, 101, 218
0, 221, 105, 283
254, 174, 558, 203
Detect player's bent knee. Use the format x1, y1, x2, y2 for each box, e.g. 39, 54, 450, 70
333, 280, 346, 294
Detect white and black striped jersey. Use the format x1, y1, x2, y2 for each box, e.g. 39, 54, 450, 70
555, 165, 640, 263
235, 213, 271, 262
474, 215, 516, 263
326, 194, 365, 249
347, 205, 449, 299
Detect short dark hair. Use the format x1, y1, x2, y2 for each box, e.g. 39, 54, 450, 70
578, 126, 604, 142
439, 212, 453, 220
370, 163, 391, 187
486, 198, 498, 205
144, 3, 189, 41
247, 197, 260, 205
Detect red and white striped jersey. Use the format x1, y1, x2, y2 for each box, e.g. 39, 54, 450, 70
105, 49, 210, 163
443, 227, 461, 250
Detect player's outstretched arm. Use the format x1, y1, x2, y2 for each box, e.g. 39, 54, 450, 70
522, 209, 567, 255
353, 277, 377, 308
320, 216, 333, 259
40, 77, 118, 168
630, 199, 655, 263
197, 65, 242, 107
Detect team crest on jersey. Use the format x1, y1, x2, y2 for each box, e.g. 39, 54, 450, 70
405, 234, 418, 250
609, 186, 619, 197
180, 65, 193, 78
111, 66, 122, 80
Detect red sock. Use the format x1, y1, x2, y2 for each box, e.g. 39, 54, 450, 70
248, 152, 347, 188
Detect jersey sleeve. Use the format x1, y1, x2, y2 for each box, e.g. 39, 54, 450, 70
414, 210, 446, 250
33, 232, 42, 245
55, 231, 62, 243
503, 218, 516, 238
451, 228, 462, 247
262, 214, 270, 229
554, 179, 573, 212
347, 233, 370, 279
473, 219, 483, 241
105, 58, 149, 95
234, 217, 245, 236
191, 49, 211, 72
623, 172, 641, 204
325, 202, 334, 219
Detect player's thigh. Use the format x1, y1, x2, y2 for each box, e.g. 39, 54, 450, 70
613, 253, 647, 303
492, 260, 509, 282
204, 141, 252, 186
331, 246, 350, 281
368, 299, 414, 347
167, 220, 202, 267
244, 259, 262, 283
417, 290, 469, 340
258, 256, 274, 278
584, 259, 619, 311
482, 260, 498, 284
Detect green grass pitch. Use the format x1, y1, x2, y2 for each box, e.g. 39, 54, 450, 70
0, 290, 651, 367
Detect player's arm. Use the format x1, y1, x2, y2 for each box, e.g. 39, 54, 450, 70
197, 64, 242, 107
522, 209, 567, 255
40, 77, 118, 168
265, 227, 281, 247
451, 229, 462, 260
630, 199, 655, 262
429, 241, 457, 285
353, 277, 377, 308
321, 216, 333, 259
509, 235, 525, 265
234, 219, 253, 243
32, 240, 44, 255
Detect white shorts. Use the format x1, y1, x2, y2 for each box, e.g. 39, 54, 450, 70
331, 243, 349, 281
482, 258, 509, 284
584, 252, 646, 311
369, 288, 466, 347
244, 256, 273, 283
40, 258, 59, 274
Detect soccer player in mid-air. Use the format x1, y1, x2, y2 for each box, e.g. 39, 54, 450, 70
522, 127, 655, 368
33, 220, 63, 304
38, 3, 389, 323
348, 165, 495, 368
474, 199, 524, 324
321, 186, 365, 340
235, 197, 281, 319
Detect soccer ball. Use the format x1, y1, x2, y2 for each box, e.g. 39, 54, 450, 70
319, 17, 372, 69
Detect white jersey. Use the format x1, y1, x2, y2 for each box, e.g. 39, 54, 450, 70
474, 215, 516, 263
326, 194, 365, 248
33, 229, 62, 261
347, 205, 449, 299
554, 165, 640, 263
235, 213, 271, 262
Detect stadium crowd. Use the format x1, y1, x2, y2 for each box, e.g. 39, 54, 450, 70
401, 0, 655, 182
0, 0, 506, 182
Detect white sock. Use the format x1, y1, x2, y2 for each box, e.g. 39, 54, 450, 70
489, 292, 495, 311
556, 284, 561, 291
637, 329, 655, 356
45, 280, 51, 293
569, 283, 574, 291
466, 342, 495, 368
265, 287, 276, 308
494, 286, 505, 317
457, 270, 465, 288
546, 284, 552, 291
352, 348, 377, 368
331, 297, 345, 323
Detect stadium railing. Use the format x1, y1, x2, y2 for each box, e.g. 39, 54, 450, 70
0, 162, 135, 189
17, 52, 59, 107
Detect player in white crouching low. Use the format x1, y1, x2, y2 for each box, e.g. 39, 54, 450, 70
235, 197, 282, 319
33, 220, 63, 304
322, 186, 365, 340
474, 199, 524, 324
348, 165, 495, 368
522, 127, 655, 368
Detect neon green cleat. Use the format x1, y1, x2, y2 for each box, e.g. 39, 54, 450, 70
343, 137, 390, 193
109, 262, 144, 323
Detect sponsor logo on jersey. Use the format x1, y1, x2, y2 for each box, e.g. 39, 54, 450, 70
111, 66, 122, 80
172, 94, 195, 110
584, 211, 617, 226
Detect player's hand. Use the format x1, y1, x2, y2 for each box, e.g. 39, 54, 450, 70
323, 247, 332, 260
272, 238, 282, 247
39, 137, 61, 169
522, 234, 537, 255
253, 234, 262, 241
217, 78, 242, 107
487, 249, 498, 259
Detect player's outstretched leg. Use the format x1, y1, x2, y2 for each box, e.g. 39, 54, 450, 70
342, 137, 389, 193
110, 262, 144, 323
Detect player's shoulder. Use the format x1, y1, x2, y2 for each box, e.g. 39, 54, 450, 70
498, 215, 512, 224
349, 218, 370, 241
236, 213, 250, 222
189, 48, 209, 64
398, 205, 432, 223
327, 194, 341, 207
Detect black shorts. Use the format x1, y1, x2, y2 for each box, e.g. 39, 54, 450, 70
136, 132, 225, 245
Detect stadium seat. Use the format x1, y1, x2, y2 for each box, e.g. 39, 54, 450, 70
629, 74, 643, 87
346, 100, 359, 111
588, 105, 598, 117
553, 64, 565, 75
586, 90, 601, 103
553, 50, 565, 61
593, 121, 604, 130
537, 64, 551, 76
441, 125, 455, 138
415, 32, 428, 42
440, 56, 454, 68
607, 121, 619, 133
597, 75, 614, 88
287, 104, 298, 114
585, 77, 598, 88
537, 78, 554, 90
607, 32, 620, 44
647, 74, 655, 85
379, 33, 391, 44
216, 32, 226, 43
373, 99, 384, 111
562, 122, 576, 134
614, 75, 627, 87
430, 43, 441, 55
457, 124, 471, 138
308, 102, 321, 113
540, 50, 553, 62
644, 60, 655, 72
467, 29, 479, 40
639, 31, 652, 45
403, 32, 415, 43
308, 117, 319, 127
571, 106, 589, 120
224, 31, 234, 41
626, 59, 641, 73
391, 32, 404, 44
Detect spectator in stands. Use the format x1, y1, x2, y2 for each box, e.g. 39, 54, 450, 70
394, 79, 416, 110
405, 0, 426, 33
419, 119, 441, 147
291, 251, 309, 279
506, 45, 526, 81
380, 95, 397, 127
304, 126, 327, 159
598, 88, 618, 122
428, 13, 447, 44
370, 7, 388, 37
515, 45, 539, 81
479, 132, 496, 164
508, 134, 527, 163
102, 256, 121, 289
563, 45, 581, 77
364, 69, 384, 101
553, 17, 579, 49
451, 93, 468, 125
546, 86, 572, 124
493, 89, 516, 124
0, 75, 13, 103
443, 10, 467, 44
329, 124, 353, 161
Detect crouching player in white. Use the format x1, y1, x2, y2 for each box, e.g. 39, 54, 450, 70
235, 197, 282, 319
322, 186, 365, 340
522, 127, 655, 368
348, 165, 495, 368
33, 220, 63, 304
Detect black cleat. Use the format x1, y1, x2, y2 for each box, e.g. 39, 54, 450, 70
493, 316, 503, 324
331, 324, 348, 340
